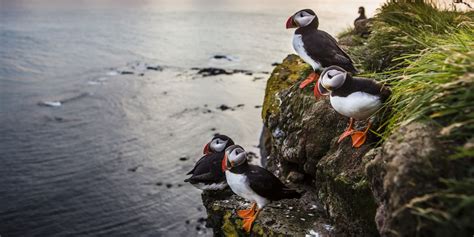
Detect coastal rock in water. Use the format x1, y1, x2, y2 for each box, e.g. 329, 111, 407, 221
146, 65, 163, 71
196, 68, 231, 77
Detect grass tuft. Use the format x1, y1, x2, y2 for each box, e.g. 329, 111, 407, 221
342, 2, 474, 234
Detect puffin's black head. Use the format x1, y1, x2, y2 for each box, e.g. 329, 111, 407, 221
320, 66, 349, 91
203, 134, 235, 155
286, 9, 319, 29
222, 145, 247, 171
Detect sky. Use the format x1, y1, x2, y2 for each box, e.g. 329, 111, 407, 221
0, 0, 386, 15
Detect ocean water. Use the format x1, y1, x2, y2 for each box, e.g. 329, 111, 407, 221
0, 0, 384, 236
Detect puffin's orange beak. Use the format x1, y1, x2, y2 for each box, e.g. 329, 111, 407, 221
286, 16, 297, 29
221, 154, 228, 171
203, 143, 210, 155
314, 79, 322, 97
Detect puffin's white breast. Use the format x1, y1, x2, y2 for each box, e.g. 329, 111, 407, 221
330, 92, 382, 120
292, 34, 321, 71
225, 171, 269, 209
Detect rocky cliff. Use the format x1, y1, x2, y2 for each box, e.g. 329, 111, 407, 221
202, 2, 473, 236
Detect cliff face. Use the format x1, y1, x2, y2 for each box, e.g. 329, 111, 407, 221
260, 54, 472, 237
261, 55, 379, 236
202, 3, 473, 236
201, 53, 472, 236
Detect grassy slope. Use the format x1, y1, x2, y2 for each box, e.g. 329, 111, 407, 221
342, 1, 473, 235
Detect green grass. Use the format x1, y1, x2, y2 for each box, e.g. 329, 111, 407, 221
343, 1, 474, 144
340, 2, 474, 235
380, 28, 474, 141
352, 2, 474, 71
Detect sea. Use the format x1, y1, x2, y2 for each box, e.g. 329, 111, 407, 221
0, 0, 384, 236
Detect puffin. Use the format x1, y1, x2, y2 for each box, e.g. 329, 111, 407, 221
286, 9, 358, 97
222, 145, 301, 232
354, 6, 367, 24
354, 7, 371, 37
184, 134, 235, 190
320, 66, 391, 148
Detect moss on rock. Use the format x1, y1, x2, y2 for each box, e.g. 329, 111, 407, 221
201, 187, 336, 237
261, 55, 311, 122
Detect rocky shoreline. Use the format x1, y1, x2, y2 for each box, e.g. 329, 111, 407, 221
200, 4, 473, 235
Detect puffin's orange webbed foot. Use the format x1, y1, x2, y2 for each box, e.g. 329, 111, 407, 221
338, 129, 354, 143
351, 131, 367, 148
350, 121, 372, 148
241, 209, 260, 233
299, 72, 319, 89
237, 203, 256, 219
337, 118, 355, 143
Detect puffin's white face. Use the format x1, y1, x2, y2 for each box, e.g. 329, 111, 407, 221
293, 10, 316, 27
209, 137, 229, 153
222, 145, 247, 170
321, 68, 347, 91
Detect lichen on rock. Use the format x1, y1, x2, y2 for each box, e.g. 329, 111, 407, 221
261, 54, 311, 122
201, 188, 336, 237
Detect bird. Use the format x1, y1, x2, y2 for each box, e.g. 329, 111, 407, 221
222, 145, 301, 232
319, 66, 391, 148
354, 6, 367, 24
354, 7, 371, 37
184, 134, 235, 190
286, 9, 358, 97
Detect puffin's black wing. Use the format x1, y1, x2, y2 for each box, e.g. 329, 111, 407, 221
186, 155, 206, 175
352, 77, 392, 102
184, 152, 225, 184
245, 165, 301, 201
303, 30, 358, 74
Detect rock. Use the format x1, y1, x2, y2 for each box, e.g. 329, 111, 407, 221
258, 125, 272, 167
201, 53, 472, 236
197, 67, 232, 77
217, 104, 231, 111
232, 69, 253, 75
364, 122, 473, 237
262, 54, 379, 236
128, 165, 141, 172
213, 55, 228, 60
287, 171, 305, 183
197, 68, 231, 77
261, 54, 311, 122
202, 186, 336, 236
212, 55, 236, 61
179, 156, 188, 161
120, 71, 134, 75
146, 65, 163, 71
193, 67, 255, 77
